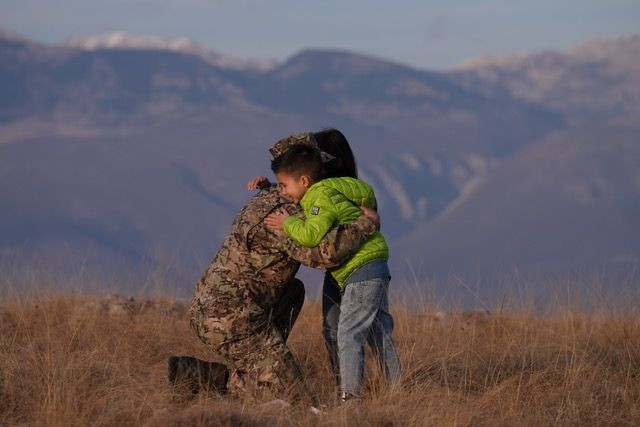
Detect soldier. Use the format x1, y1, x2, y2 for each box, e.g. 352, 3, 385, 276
189, 132, 379, 404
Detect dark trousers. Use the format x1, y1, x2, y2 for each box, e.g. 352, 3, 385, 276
270, 277, 305, 342
322, 272, 342, 387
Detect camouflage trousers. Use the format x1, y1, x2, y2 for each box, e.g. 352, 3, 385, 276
190, 279, 311, 402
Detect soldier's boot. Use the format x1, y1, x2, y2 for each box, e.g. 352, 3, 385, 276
167, 355, 230, 398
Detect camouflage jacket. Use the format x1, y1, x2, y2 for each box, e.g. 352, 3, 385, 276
192, 186, 377, 313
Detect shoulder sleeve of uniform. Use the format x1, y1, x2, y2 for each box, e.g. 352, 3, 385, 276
234, 185, 285, 250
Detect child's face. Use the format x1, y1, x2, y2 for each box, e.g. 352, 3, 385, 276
275, 172, 310, 203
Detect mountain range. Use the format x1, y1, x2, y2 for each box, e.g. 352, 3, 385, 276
1, 30, 638, 293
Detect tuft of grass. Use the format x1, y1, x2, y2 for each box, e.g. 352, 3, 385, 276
1, 291, 639, 426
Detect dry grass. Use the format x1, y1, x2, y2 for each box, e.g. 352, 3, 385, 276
1, 290, 639, 426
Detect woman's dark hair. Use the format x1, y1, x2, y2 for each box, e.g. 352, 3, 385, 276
312, 129, 358, 179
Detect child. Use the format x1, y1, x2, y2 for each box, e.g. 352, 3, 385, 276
263, 144, 401, 402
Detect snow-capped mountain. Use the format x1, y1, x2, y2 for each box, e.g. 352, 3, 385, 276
64, 32, 277, 71
450, 34, 640, 125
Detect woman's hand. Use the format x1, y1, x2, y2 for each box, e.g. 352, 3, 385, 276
247, 176, 271, 190
264, 210, 290, 231
359, 206, 380, 230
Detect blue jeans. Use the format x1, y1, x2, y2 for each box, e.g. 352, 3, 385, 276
332, 276, 401, 397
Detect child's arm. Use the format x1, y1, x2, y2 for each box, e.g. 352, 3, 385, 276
281, 212, 336, 248
265, 188, 338, 248
288, 189, 340, 247
275, 209, 379, 269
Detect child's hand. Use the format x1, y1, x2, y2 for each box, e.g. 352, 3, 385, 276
264, 210, 290, 232
247, 176, 271, 190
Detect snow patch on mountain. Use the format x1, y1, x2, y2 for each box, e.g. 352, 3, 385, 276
399, 153, 422, 171
64, 32, 277, 71
452, 33, 639, 70
370, 163, 414, 221
0, 28, 30, 43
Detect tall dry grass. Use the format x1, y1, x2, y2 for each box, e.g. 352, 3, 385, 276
1, 290, 639, 426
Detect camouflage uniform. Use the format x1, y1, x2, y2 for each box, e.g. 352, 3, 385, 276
268, 132, 318, 159
189, 185, 376, 402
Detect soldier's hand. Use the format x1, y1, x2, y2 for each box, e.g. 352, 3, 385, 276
264, 210, 290, 231
359, 206, 380, 230
247, 176, 271, 190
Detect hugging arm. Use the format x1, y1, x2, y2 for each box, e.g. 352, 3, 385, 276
282, 207, 337, 248
273, 213, 378, 269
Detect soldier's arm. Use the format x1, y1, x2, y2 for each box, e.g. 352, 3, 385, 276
274, 211, 379, 269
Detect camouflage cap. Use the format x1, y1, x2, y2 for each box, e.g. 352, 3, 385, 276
269, 132, 318, 160
269, 132, 336, 162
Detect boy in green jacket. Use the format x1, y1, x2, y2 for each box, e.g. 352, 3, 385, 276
263, 144, 401, 402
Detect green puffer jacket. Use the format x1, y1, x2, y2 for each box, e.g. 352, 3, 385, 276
283, 177, 389, 287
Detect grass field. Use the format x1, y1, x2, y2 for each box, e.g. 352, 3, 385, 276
1, 289, 639, 426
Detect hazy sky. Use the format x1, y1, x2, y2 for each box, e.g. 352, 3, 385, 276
1, 0, 639, 69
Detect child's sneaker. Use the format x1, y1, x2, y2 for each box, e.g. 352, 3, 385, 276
309, 405, 325, 415
338, 391, 361, 405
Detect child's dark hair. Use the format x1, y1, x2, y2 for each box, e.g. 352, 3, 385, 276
271, 144, 325, 182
